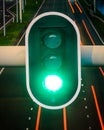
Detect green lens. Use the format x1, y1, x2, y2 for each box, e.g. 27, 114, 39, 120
43, 33, 62, 49
44, 75, 62, 92
44, 55, 62, 70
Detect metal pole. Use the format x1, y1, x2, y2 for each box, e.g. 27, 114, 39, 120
16, 0, 19, 23
25, 0, 27, 6
22, 0, 24, 13
0, 46, 104, 66
19, 0, 22, 23
94, 0, 96, 13
3, 0, 6, 36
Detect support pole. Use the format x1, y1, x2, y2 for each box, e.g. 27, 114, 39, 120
19, 0, 22, 23
16, 0, 19, 23
93, 0, 96, 13
81, 46, 104, 66
3, 0, 6, 36
0, 46, 104, 66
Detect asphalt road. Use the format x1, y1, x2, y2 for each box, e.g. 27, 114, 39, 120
0, 0, 104, 130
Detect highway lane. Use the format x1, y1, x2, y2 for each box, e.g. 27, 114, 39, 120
0, 68, 103, 130
37, 0, 70, 15
72, 1, 104, 130
72, 1, 103, 45
0, 0, 104, 130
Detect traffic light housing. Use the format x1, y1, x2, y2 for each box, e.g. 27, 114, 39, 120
25, 12, 81, 110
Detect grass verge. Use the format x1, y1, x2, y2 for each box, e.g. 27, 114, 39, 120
0, 0, 42, 46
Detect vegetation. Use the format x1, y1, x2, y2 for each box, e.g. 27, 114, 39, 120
0, 0, 42, 45
78, 0, 104, 41
1, 0, 103, 45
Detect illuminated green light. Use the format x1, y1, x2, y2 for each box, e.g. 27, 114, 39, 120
44, 75, 62, 91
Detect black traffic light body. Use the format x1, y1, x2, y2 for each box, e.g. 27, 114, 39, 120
25, 12, 81, 110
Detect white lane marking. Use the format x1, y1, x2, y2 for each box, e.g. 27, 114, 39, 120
0, 67, 5, 75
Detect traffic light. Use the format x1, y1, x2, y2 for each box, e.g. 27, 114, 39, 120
25, 12, 81, 110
